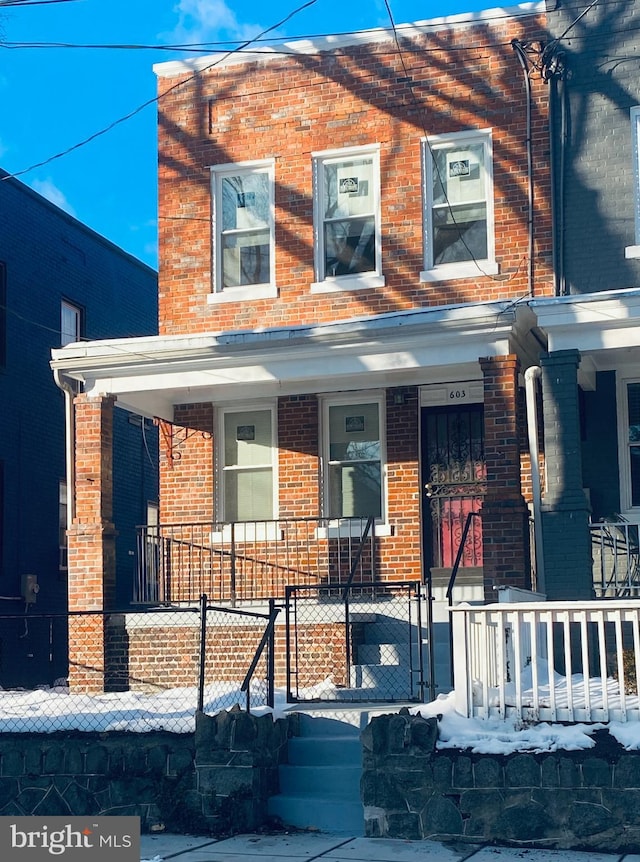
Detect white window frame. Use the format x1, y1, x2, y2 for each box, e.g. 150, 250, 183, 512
208, 160, 277, 304
61, 300, 81, 346
311, 145, 385, 294
617, 377, 640, 517
216, 402, 278, 526
319, 391, 391, 536
625, 107, 640, 259
420, 128, 498, 282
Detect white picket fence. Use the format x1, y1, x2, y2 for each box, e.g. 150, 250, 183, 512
451, 599, 640, 723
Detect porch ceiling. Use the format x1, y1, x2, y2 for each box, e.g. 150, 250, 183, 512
50, 301, 535, 420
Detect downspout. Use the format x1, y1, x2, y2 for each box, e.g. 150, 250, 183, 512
512, 39, 535, 297
525, 365, 545, 594
53, 369, 75, 529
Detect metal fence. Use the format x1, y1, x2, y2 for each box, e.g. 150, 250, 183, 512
135, 516, 377, 605
591, 520, 640, 597
0, 598, 277, 734
285, 580, 428, 704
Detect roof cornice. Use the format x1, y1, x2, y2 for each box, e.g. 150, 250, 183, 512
153, 2, 546, 77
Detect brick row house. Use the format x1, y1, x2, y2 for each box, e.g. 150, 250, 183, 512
50, 1, 588, 698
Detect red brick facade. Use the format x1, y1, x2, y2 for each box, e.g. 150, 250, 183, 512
157, 14, 553, 336
67, 9, 554, 692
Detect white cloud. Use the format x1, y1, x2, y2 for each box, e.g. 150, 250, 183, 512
164, 0, 263, 46
30, 177, 77, 218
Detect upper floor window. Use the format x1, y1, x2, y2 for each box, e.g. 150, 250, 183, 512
311, 145, 384, 293
209, 160, 277, 304
421, 129, 498, 282
0, 262, 6, 368
61, 300, 82, 346
625, 107, 640, 259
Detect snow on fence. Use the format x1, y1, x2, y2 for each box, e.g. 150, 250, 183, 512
451, 599, 640, 723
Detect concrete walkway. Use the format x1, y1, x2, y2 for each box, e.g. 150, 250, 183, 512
140, 833, 640, 862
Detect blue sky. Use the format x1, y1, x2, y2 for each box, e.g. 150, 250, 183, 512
1, 0, 498, 269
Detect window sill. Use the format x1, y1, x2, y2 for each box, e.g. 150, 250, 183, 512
207, 284, 278, 304
210, 523, 283, 543
310, 274, 385, 294
420, 261, 499, 282
625, 245, 640, 259
315, 522, 394, 539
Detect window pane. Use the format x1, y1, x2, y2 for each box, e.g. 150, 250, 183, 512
324, 217, 375, 277
225, 469, 273, 521
224, 410, 272, 467
628, 383, 640, 441
329, 463, 382, 518
61, 302, 80, 346
221, 173, 269, 231
432, 143, 486, 206
323, 158, 374, 219
329, 403, 380, 461
433, 203, 488, 264
222, 231, 270, 286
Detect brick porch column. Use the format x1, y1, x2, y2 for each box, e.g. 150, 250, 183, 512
67, 394, 117, 692
540, 349, 592, 599
479, 356, 531, 600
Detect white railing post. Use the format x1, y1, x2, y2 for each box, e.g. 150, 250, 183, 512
451, 607, 471, 718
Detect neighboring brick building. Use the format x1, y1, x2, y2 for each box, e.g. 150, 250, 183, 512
0, 170, 158, 688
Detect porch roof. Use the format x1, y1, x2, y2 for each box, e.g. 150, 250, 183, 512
50, 300, 535, 420
530, 287, 640, 382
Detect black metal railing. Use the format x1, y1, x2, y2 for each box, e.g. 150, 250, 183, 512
591, 519, 640, 597
135, 516, 377, 605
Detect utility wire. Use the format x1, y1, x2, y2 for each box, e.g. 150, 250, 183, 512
2, 0, 318, 181
0, 0, 81, 6
381, 0, 526, 284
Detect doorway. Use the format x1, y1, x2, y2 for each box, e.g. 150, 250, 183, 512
421, 402, 486, 589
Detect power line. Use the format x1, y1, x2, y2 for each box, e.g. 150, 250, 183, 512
2, 0, 319, 181
0, 0, 82, 6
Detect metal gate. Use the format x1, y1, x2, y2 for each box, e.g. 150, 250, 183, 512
422, 404, 486, 573
284, 580, 431, 704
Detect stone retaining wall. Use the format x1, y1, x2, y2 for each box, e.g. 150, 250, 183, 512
362, 710, 640, 852
0, 708, 290, 836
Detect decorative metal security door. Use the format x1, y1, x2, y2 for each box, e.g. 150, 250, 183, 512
422, 403, 486, 575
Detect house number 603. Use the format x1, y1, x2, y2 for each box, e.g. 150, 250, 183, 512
449, 389, 466, 399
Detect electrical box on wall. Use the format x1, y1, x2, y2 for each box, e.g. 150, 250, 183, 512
21, 574, 39, 604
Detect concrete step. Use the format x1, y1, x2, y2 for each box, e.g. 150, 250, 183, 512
268, 708, 365, 835
287, 734, 361, 766
350, 662, 411, 692
278, 764, 361, 797
267, 794, 363, 835
356, 642, 410, 665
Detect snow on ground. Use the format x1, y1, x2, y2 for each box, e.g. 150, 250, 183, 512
2, 675, 640, 753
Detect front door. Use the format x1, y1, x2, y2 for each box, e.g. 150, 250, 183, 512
421, 402, 486, 589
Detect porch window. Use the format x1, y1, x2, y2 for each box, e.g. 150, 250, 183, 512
421, 129, 498, 282
324, 396, 384, 520
221, 406, 276, 521
209, 161, 276, 303
626, 382, 640, 508
311, 145, 384, 293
